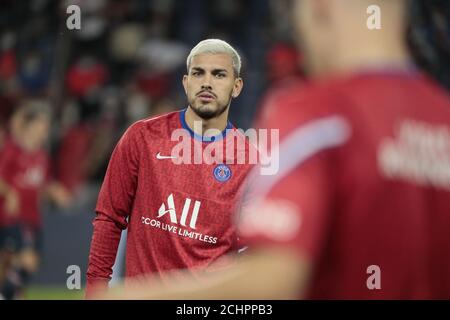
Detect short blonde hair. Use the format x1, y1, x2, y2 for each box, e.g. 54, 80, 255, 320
186, 39, 242, 77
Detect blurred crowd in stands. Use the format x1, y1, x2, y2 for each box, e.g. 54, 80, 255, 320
0, 0, 448, 204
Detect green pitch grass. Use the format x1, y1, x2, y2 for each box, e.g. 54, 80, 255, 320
24, 286, 85, 300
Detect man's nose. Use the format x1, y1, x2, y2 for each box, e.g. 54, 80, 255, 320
201, 84, 212, 91
201, 74, 213, 90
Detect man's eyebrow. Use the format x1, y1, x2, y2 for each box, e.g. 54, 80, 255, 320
191, 67, 205, 72
191, 67, 228, 73
212, 69, 228, 74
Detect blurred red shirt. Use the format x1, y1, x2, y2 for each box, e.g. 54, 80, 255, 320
57, 123, 95, 192
240, 70, 450, 299
0, 138, 49, 228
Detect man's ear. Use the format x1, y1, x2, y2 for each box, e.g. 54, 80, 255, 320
232, 77, 244, 98
182, 75, 188, 94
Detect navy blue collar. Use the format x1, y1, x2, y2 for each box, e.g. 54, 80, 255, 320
179, 108, 233, 143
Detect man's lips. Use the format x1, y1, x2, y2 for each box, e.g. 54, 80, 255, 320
197, 92, 216, 101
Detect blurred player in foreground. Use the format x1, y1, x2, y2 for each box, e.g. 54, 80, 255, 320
86, 39, 255, 298
0, 101, 72, 299
97, 0, 450, 299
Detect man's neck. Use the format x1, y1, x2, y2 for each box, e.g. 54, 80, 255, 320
312, 45, 412, 81
333, 41, 412, 76
313, 6, 412, 80
12, 134, 35, 152
185, 106, 230, 137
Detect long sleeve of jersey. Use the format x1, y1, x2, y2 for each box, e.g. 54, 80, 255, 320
85, 123, 141, 299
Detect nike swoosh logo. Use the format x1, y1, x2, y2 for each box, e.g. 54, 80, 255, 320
156, 152, 177, 160
238, 246, 248, 254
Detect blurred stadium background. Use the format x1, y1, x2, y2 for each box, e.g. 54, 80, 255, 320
0, 0, 448, 299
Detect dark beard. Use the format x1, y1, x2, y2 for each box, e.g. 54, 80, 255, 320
189, 95, 232, 120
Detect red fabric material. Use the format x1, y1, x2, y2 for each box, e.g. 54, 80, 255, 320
57, 124, 95, 192
0, 50, 17, 79
0, 138, 49, 227
86, 110, 254, 292
66, 63, 107, 97
240, 71, 450, 299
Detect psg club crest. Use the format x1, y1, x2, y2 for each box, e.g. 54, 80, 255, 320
213, 164, 232, 182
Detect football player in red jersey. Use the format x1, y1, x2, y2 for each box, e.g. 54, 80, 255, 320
0, 101, 72, 299
96, 0, 450, 299
85, 39, 257, 298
